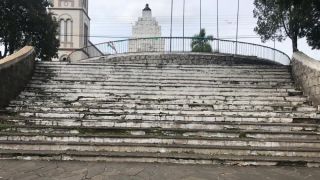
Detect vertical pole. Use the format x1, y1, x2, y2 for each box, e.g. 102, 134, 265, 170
183, 0, 185, 52
217, 0, 219, 52
273, 38, 276, 61
200, 0, 202, 32
235, 0, 240, 55
170, 0, 173, 52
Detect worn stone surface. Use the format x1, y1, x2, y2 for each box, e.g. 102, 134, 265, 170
0, 160, 319, 180
0, 54, 320, 166
292, 52, 320, 106
0, 46, 35, 108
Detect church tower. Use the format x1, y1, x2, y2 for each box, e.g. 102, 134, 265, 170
49, 0, 90, 61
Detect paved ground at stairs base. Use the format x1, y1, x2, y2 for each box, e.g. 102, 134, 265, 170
0, 160, 319, 180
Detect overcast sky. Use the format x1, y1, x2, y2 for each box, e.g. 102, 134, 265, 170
88, 0, 319, 60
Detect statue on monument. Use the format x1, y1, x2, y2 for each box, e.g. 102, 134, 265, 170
129, 4, 165, 52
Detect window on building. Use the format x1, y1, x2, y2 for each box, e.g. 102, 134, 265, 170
66, 19, 73, 42
60, 20, 66, 42
59, 18, 73, 46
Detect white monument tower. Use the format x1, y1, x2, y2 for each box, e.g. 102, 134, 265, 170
49, 0, 91, 61
129, 4, 164, 52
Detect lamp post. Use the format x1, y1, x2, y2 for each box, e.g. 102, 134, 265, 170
217, 0, 219, 52
170, 0, 173, 52
183, 0, 185, 52
200, 0, 202, 32
235, 0, 240, 55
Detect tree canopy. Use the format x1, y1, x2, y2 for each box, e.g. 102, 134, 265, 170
0, 0, 59, 60
306, 1, 320, 49
191, 29, 214, 53
253, 0, 320, 52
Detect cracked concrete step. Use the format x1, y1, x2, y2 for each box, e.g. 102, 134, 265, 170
7, 104, 316, 113
7, 116, 308, 125
11, 96, 309, 107
28, 80, 295, 90
2, 116, 319, 132
33, 71, 292, 79
17, 91, 301, 99
33, 74, 292, 83
18, 91, 307, 100
1, 141, 320, 158
15, 109, 317, 120
7, 104, 317, 118
1, 133, 320, 148
6, 110, 316, 123
31, 75, 294, 84
16, 91, 310, 106
25, 84, 299, 94
0, 149, 319, 167
1, 125, 320, 140
30, 78, 295, 87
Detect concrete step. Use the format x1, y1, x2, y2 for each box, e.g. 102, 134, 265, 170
15, 109, 317, 120
1, 125, 319, 140
7, 104, 318, 118
30, 80, 295, 90
33, 70, 292, 79
13, 91, 308, 103
1, 132, 320, 149
28, 79, 295, 89
26, 84, 298, 94
17, 90, 300, 99
7, 103, 316, 113
2, 116, 319, 132
0, 149, 319, 167
31, 75, 293, 84
1, 141, 320, 158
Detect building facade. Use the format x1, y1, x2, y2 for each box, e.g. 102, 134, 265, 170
129, 4, 164, 53
49, 0, 94, 61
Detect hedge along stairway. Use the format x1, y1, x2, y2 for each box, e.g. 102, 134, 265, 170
1, 54, 320, 167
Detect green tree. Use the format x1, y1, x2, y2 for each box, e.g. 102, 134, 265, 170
253, 0, 313, 52
191, 29, 214, 53
306, 1, 320, 49
0, 0, 59, 60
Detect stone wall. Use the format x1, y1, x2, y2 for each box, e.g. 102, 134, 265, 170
100, 53, 283, 66
292, 52, 320, 106
0, 46, 36, 108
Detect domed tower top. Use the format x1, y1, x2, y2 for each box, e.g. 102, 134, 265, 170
143, 4, 151, 11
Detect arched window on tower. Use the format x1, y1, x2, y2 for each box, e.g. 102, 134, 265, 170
59, 15, 73, 48
60, 20, 66, 43
66, 19, 73, 42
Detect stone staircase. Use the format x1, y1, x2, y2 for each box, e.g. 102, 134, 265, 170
0, 55, 320, 167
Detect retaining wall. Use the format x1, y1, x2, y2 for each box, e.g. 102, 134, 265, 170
0, 46, 36, 108
292, 52, 320, 106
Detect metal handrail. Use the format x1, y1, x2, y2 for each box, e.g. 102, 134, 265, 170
68, 37, 291, 65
